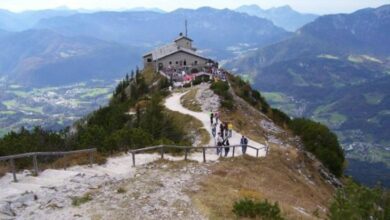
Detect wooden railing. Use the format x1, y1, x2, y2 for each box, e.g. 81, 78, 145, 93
0, 144, 268, 182
130, 144, 268, 167
0, 148, 97, 182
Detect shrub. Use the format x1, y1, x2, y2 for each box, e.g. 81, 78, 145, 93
221, 100, 234, 109
117, 187, 127, 194
233, 198, 284, 219
289, 118, 345, 177
329, 178, 390, 220
71, 193, 92, 206
192, 77, 203, 85
210, 81, 229, 96
210, 81, 234, 109
270, 108, 291, 128
228, 74, 270, 113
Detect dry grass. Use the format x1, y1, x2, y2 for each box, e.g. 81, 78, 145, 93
44, 152, 107, 170
190, 147, 335, 220
165, 109, 210, 146
219, 88, 294, 146
180, 88, 202, 112
0, 162, 9, 177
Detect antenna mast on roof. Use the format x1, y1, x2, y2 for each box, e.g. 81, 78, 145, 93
185, 19, 188, 37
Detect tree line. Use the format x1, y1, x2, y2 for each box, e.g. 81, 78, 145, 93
0, 67, 187, 166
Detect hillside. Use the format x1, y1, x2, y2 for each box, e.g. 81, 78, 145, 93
0, 69, 348, 219
236, 5, 318, 31
228, 5, 390, 72
0, 8, 77, 31
0, 29, 140, 86
226, 5, 390, 187
35, 7, 291, 60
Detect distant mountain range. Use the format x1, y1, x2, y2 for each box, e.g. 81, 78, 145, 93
35, 7, 290, 59
0, 29, 140, 86
226, 4, 390, 186
0, 8, 77, 31
0, 7, 291, 86
235, 5, 318, 31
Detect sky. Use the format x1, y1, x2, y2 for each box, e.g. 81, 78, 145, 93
0, 0, 389, 14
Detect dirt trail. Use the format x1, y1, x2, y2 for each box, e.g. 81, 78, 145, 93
164, 86, 267, 157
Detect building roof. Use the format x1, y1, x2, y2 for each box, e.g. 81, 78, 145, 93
143, 43, 208, 61
174, 35, 193, 42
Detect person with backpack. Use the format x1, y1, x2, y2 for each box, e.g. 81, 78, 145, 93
217, 133, 223, 155
210, 112, 214, 125
240, 135, 248, 154
228, 122, 233, 138
219, 122, 225, 138
224, 139, 230, 157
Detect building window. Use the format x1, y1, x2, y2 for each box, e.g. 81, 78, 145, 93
194, 60, 198, 65
176, 61, 179, 64
169, 61, 172, 65
184, 60, 187, 66
147, 58, 152, 62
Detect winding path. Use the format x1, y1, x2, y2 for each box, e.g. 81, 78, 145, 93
164, 91, 267, 157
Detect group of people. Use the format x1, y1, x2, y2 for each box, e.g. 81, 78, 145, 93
210, 67, 227, 81
209, 112, 249, 157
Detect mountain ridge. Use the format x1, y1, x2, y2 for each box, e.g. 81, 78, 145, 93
0, 29, 140, 86
236, 4, 318, 31
226, 4, 390, 187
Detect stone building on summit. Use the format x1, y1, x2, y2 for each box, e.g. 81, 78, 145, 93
143, 33, 213, 71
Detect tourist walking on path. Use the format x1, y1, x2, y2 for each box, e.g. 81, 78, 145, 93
220, 122, 225, 138
210, 112, 214, 125
211, 123, 216, 137
217, 134, 223, 155
240, 135, 248, 154
224, 139, 230, 157
215, 112, 219, 124
228, 122, 233, 138
224, 122, 229, 138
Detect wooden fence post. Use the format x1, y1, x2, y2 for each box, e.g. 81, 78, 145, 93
32, 154, 39, 176
203, 148, 206, 163
160, 146, 164, 159
232, 146, 235, 157
10, 158, 17, 182
89, 151, 93, 167
184, 148, 188, 160
266, 145, 269, 155
132, 152, 135, 167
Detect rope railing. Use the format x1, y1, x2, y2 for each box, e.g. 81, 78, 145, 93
0, 148, 97, 182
